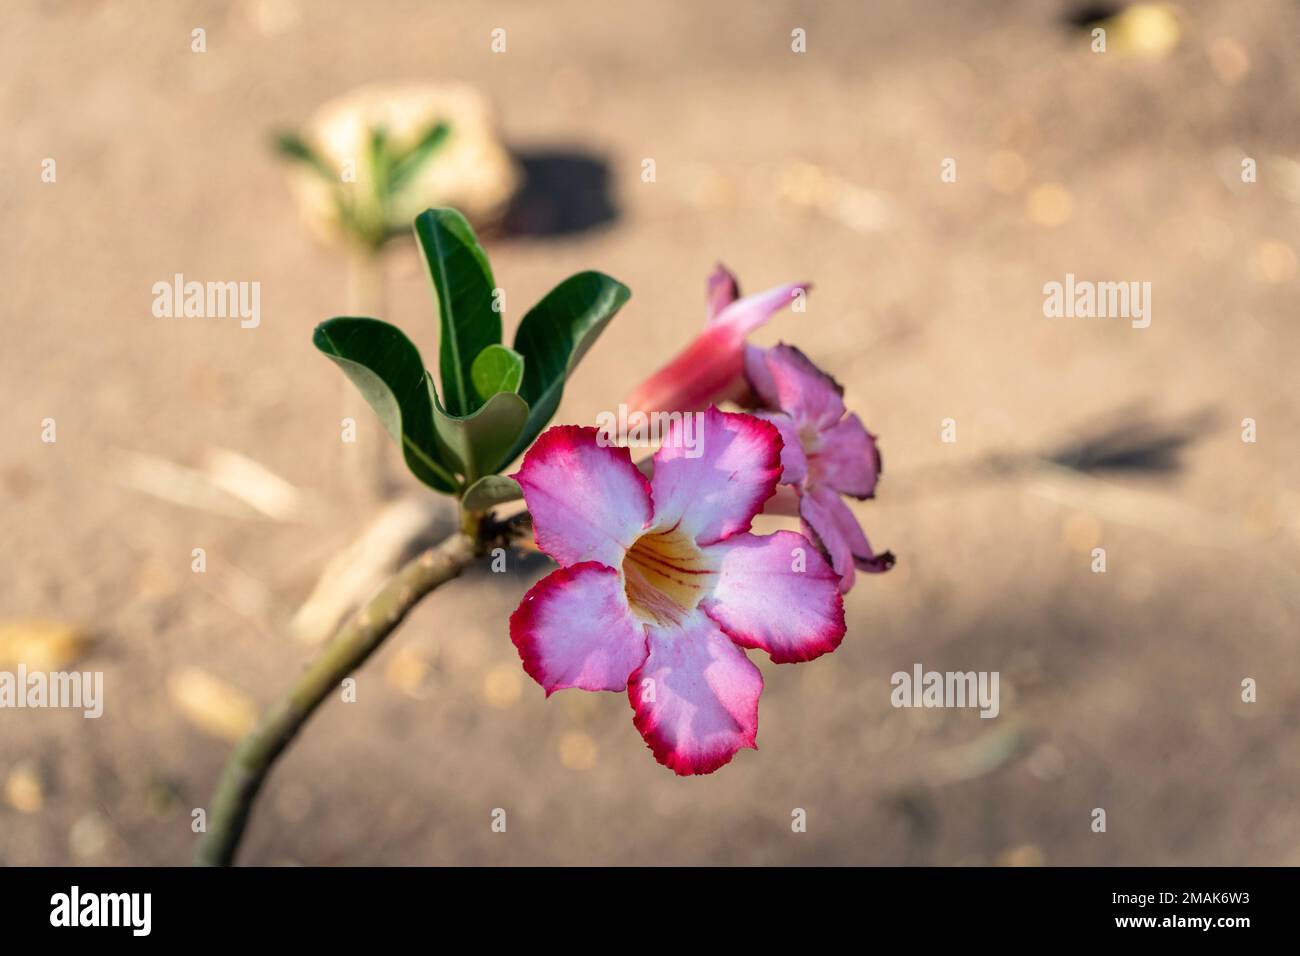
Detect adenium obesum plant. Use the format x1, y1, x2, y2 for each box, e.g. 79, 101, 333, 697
196, 211, 890, 864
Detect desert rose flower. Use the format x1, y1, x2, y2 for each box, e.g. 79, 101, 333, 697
509, 407, 845, 775
745, 343, 894, 592
624, 264, 808, 415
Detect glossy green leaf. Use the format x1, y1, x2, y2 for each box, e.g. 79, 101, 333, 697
413, 208, 500, 418
312, 317, 458, 493
431, 387, 529, 486
461, 475, 524, 512
509, 271, 631, 461
471, 344, 525, 402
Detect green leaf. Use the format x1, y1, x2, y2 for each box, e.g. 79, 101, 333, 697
312, 317, 458, 493
461, 475, 523, 512
431, 388, 529, 485
413, 208, 500, 418
272, 132, 337, 183
389, 122, 451, 193
509, 271, 631, 461
367, 126, 390, 200
471, 345, 525, 401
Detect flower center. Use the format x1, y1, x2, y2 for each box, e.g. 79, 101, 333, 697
622, 524, 713, 627
801, 423, 822, 451
799, 423, 829, 485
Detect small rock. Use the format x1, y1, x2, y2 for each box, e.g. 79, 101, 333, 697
168, 668, 257, 742
0, 620, 91, 670
997, 843, 1046, 867
4, 763, 44, 814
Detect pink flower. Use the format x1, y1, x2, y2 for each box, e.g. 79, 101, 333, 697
624, 265, 808, 415
745, 343, 894, 593
509, 407, 845, 775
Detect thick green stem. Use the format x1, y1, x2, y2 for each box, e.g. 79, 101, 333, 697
195, 531, 478, 866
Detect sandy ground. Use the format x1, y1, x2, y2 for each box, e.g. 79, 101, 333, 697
2, 0, 1298, 865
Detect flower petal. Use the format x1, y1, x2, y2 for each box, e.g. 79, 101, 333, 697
651, 407, 781, 546
763, 343, 845, 432
743, 344, 780, 408
514, 425, 652, 567
625, 277, 807, 416
800, 485, 893, 592
816, 413, 881, 499
706, 263, 740, 322
628, 611, 763, 775
510, 562, 648, 695
700, 530, 845, 663
624, 323, 747, 415
712, 282, 810, 337
753, 410, 808, 485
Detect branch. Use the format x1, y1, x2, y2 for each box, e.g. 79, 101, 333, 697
195, 529, 478, 866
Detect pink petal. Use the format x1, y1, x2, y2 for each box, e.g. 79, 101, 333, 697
625, 278, 807, 416
798, 489, 855, 592
713, 282, 810, 337
623, 322, 746, 415
700, 530, 845, 663
705, 263, 740, 323
510, 562, 649, 695
651, 407, 781, 546
764, 343, 845, 432
743, 344, 780, 408
753, 410, 808, 485
817, 413, 881, 499
514, 425, 652, 568
799, 485, 894, 593
627, 611, 763, 775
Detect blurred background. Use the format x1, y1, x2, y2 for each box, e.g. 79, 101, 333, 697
2, 0, 1298, 865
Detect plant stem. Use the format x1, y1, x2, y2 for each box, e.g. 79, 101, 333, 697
195, 530, 478, 866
